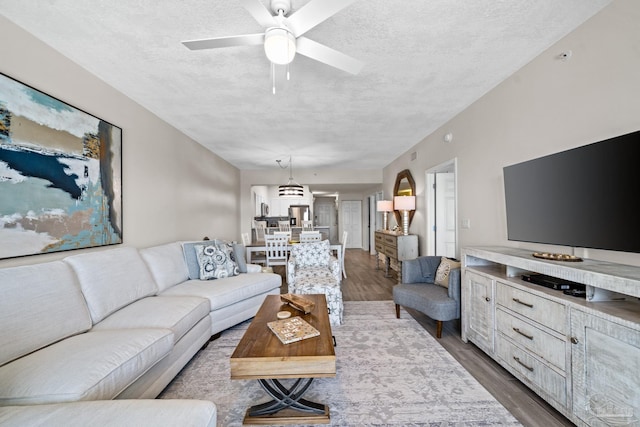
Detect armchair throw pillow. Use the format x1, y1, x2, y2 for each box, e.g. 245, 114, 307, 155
434, 257, 461, 288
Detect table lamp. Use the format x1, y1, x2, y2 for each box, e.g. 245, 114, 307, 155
394, 196, 415, 235
376, 200, 394, 231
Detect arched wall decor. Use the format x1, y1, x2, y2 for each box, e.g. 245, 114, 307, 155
393, 169, 416, 228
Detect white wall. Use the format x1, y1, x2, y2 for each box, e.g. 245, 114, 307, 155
383, 0, 640, 266
0, 16, 240, 268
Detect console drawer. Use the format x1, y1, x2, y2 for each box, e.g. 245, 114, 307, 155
382, 234, 397, 248
496, 281, 566, 334
496, 308, 566, 371
496, 336, 566, 406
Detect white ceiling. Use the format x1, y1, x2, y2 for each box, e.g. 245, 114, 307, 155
0, 0, 610, 171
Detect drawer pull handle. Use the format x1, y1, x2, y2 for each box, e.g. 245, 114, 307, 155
513, 327, 534, 340
513, 356, 534, 372
485, 297, 491, 302
571, 337, 579, 345
512, 298, 533, 308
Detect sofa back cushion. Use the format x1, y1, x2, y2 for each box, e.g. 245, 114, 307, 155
181, 240, 210, 280
0, 261, 92, 366
64, 247, 158, 324
140, 242, 189, 292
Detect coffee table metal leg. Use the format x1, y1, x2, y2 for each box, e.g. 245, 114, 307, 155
248, 378, 325, 416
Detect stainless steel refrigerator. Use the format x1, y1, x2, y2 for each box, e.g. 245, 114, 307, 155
288, 205, 310, 226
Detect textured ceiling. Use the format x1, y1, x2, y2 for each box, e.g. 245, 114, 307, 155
0, 0, 611, 170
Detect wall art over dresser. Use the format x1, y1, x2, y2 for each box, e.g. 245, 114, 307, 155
0, 72, 122, 259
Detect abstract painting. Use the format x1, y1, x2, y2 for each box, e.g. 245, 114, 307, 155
0, 73, 122, 259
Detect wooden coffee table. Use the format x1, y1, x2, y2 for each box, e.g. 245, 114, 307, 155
230, 294, 336, 425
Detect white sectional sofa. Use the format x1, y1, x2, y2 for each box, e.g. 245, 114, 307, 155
0, 240, 281, 426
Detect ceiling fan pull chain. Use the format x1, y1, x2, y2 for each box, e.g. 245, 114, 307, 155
272, 62, 276, 94
286, 30, 291, 81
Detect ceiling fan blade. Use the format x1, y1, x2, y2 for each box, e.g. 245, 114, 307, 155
286, 0, 360, 37
296, 37, 364, 75
182, 33, 265, 50
239, 0, 278, 28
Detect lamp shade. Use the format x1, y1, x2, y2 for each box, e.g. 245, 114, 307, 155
376, 200, 394, 212
264, 27, 296, 65
278, 183, 303, 197
394, 195, 415, 211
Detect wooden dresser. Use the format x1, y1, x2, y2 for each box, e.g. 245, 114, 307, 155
374, 231, 418, 283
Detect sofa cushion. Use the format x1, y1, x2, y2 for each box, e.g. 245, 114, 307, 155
91, 296, 210, 343
0, 399, 217, 427
140, 242, 190, 292
64, 247, 159, 324
160, 273, 281, 311
195, 243, 239, 280
0, 329, 172, 406
0, 261, 92, 367
232, 243, 248, 274
182, 240, 211, 280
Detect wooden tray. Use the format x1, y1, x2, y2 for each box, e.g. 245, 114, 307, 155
532, 252, 583, 262
280, 293, 315, 314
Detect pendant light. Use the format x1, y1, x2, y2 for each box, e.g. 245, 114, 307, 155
277, 156, 303, 198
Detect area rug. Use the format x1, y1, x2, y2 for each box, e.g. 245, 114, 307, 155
159, 301, 522, 426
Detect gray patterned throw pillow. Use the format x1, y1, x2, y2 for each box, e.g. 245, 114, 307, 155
195, 243, 239, 280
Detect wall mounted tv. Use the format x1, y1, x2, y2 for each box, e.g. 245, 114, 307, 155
503, 129, 640, 254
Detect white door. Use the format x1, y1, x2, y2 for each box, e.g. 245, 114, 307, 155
435, 172, 456, 258
315, 201, 337, 242
316, 204, 331, 226
426, 159, 458, 258
341, 200, 362, 248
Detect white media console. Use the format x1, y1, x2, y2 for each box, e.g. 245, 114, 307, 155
461, 246, 640, 427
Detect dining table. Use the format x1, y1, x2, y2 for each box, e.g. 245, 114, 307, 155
245, 241, 342, 267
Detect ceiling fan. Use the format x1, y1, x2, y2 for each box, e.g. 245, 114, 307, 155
182, 0, 364, 76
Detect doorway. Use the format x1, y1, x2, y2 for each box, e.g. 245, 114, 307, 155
341, 200, 362, 248
426, 159, 458, 258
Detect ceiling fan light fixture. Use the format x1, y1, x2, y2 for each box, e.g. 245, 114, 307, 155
264, 27, 296, 65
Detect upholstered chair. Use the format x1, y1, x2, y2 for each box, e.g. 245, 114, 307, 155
287, 240, 343, 326
393, 256, 461, 338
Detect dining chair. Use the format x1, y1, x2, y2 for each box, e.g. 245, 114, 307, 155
299, 231, 322, 243
265, 234, 289, 267
241, 232, 251, 246
278, 221, 291, 232
254, 221, 267, 243
301, 220, 314, 231
340, 231, 348, 278
273, 230, 292, 241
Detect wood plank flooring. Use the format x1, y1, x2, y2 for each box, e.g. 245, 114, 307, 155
279, 249, 575, 427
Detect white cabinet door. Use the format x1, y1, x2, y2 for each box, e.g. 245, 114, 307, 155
570, 308, 640, 426
463, 270, 495, 354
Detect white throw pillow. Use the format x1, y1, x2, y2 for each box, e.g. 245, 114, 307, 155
434, 257, 461, 288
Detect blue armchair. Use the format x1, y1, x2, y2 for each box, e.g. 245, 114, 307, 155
393, 256, 461, 338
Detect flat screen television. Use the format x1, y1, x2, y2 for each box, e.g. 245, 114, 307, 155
503, 129, 640, 254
